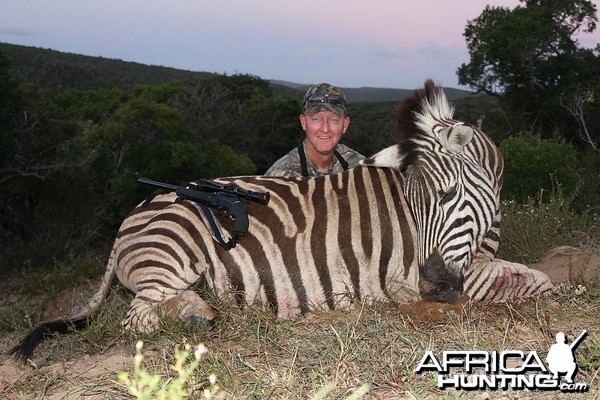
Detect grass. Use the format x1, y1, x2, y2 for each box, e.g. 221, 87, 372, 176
116, 341, 220, 399
499, 185, 599, 264
2, 281, 598, 399
1, 189, 598, 399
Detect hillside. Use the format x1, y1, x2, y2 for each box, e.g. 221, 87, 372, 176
271, 80, 473, 103
1, 42, 473, 102
0, 42, 217, 92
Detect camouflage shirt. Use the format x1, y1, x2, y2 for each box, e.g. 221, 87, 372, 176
264, 142, 364, 177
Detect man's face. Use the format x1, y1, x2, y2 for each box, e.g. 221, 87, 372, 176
300, 111, 350, 156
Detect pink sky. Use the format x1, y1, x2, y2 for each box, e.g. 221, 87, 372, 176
0, 0, 598, 89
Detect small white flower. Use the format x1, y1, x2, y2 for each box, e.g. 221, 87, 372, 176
194, 343, 209, 359
574, 285, 587, 296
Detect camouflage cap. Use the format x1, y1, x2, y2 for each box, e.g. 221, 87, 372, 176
302, 83, 347, 116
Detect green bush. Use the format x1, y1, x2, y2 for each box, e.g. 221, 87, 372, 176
117, 341, 219, 400
576, 149, 600, 213
498, 184, 599, 264
500, 133, 583, 203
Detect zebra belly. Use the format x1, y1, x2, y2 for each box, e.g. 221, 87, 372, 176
207, 230, 413, 319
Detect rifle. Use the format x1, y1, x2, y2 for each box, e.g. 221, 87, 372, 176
137, 177, 269, 246
570, 330, 588, 350
193, 178, 270, 205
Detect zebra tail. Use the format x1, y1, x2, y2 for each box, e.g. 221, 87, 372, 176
9, 316, 89, 361
9, 249, 118, 362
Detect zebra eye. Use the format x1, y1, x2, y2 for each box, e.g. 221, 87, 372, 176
438, 185, 458, 205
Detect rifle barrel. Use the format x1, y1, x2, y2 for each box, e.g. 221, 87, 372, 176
137, 177, 181, 191
137, 176, 269, 205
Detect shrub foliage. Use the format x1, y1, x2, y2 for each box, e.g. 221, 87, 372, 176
1, 47, 598, 273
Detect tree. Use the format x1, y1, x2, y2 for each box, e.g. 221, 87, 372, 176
0, 50, 21, 167
151, 75, 302, 172
0, 83, 98, 270
89, 96, 256, 224
239, 94, 303, 173
500, 133, 582, 202
457, 0, 600, 146
559, 79, 600, 150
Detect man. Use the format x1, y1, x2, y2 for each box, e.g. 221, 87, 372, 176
265, 83, 364, 177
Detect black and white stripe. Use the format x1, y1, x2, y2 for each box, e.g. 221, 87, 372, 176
363, 80, 548, 302
10, 80, 551, 361
113, 166, 421, 331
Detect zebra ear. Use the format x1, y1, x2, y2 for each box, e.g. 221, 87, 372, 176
438, 124, 474, 153
360, 144, 403, 169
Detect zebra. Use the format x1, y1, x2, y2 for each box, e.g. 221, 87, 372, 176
363, 80, 504, 301
10, 80, 551, 360
363, 80, 550, 302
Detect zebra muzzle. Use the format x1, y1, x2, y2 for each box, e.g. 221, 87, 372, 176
419, 251, 464, 303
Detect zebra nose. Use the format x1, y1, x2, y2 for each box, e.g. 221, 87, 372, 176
419, 251, 463, 303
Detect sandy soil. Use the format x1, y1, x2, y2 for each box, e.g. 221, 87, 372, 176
530, 245, 599, 283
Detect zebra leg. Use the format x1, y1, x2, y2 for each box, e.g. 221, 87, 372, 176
122, 291, 162, 333
463, 256, 553, 302
384, 279, 420, 304
122, 290, 216, 332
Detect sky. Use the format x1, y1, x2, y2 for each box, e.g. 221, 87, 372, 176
1, 0, 599, 90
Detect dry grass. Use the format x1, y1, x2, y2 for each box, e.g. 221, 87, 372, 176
1, 273, 599, 399
3, 161, 599, 399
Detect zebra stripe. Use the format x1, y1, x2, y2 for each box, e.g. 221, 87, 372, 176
11, 80, 551, 361
111, 166, 420, 330
363, 79, 542, 302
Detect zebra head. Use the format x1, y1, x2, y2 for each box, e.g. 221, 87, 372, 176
363, 79, 503, 302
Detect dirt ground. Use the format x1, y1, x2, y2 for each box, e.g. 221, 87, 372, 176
1, 246, 599, 399
529, 245, 600, 283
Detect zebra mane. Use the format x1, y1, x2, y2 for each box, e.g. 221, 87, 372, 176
395, 79, 455, 170
362, 79, 460, 171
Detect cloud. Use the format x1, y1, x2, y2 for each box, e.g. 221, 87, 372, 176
367, 43, 411, 59
0, 27, 36, 37
367, 41, 465, 61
